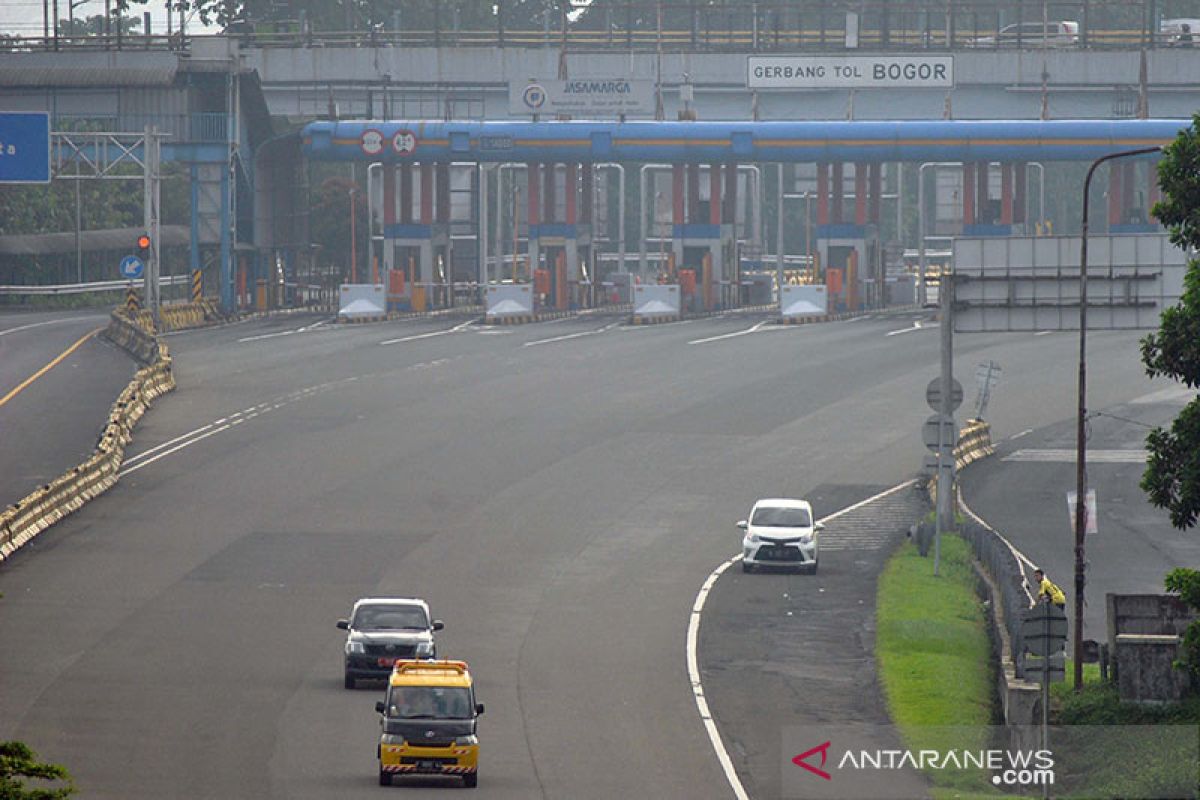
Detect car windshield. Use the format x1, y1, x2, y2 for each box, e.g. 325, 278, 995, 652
384, 686, 474, 719
353, 605, 429, 631
751, 507, 812, 527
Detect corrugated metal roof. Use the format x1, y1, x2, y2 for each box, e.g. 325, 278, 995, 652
0, 225, 189, 256
0, 52, 178, 87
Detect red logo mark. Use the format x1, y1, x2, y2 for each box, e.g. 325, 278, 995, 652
792, 741, 832, 781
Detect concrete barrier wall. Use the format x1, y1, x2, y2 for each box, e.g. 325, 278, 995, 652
632, 284, 681, 320
486, 284, 535, 317
1, 311, 176, 562
780, 285, 828, 318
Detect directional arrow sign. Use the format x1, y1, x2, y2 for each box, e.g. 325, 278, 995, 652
119, 255, 144, 280
926, 377, 963, 412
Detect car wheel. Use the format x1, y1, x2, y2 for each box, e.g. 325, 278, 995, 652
808, 560, 819, 575
463, 772, 478, 788
344, 673, 356, 690
741, 561, 754, 573
379, 770, 392, 786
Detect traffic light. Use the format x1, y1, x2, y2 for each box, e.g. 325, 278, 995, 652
136, 232, 151, 260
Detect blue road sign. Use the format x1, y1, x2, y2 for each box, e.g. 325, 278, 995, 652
0, 113, 50, 184
120, 255, 145, 280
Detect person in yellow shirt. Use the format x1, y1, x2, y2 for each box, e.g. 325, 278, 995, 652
1033, 568, 1066, 609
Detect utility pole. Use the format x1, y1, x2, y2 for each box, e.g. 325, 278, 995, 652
143, 125, 162, 329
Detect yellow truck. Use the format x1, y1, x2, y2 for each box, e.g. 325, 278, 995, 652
374, 660, 484, 788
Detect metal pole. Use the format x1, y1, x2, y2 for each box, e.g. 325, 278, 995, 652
918, 164, 927, 307
479, 164, 489, 288
74, 176, 82, 283
935, 268, 953, 575
350, 187, 357, 284
776, 163, 784, 301
1074, 145, 1160, 690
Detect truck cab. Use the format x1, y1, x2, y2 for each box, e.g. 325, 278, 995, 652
375, 660, 484, 788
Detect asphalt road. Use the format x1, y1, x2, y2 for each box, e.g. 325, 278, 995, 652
0, 310, 1165, 799
960, 355, 1200, 645
0, 309, 134, 507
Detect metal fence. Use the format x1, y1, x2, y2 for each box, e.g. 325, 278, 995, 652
958, 513, 1037, 678
2, 1, 1182, 54
53, 113, 228, 144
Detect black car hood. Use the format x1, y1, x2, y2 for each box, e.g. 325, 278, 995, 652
383, 718, 475, 739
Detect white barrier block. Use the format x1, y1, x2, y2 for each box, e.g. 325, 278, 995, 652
487, 284, 534, 317
339, 283, 386, 317
781, 285, 828, 318
633, 285, 681, 317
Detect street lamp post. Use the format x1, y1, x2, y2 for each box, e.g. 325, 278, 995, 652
349, 186, 359, 284
1073, 145, 1161, 691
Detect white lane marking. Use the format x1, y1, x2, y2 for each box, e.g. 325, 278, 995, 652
524, 322, 620, 347
0, 316, 105, 336
120, 424, 231, 476
379, 319, 476, 345
885, 322, 925, 337
687, 478, 916, 800
237, 319, 332, 343
687, 320, 772, 345
1009, 428, 1034, 441
1034, 330, 1054, 337
1131, 385, 1195, 405
956, 486, 1037, 604
1002, 448, 1147, 463
119, 380, 352, 477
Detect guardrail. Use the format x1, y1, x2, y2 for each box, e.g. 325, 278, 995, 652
0, 310, 175, 563
0, 275, 190, 297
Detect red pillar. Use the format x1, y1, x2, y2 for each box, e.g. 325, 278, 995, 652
1000, 163, 1014, 226
1013, 162, 1027, 225
543, 162, 556, 223
672, 165, 685, 227
400, 163, 413, 224
565, 163, 577, 225
419, 163, 433, 225
709, 163, 722, 225
1108, 161, 1124, 226
687, 163, 701, 225
854, 163, 867, 225
868, 163, 882, 225
962, 162, 976, 228
831, 163, 844, 224
817, 163, 830, 226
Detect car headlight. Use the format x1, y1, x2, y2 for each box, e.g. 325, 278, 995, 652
454, 735, 479, 745
415, 641, 434, 657
346, 640, 365, 654
381, 734, 405, 745
745, 533, 760, 544
798, 535, 813, 545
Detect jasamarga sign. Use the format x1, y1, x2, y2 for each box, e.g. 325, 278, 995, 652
509, 79, 655, 117
748, 56, 953, 89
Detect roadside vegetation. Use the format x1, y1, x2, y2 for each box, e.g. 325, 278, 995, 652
0, 740, 73, 799
876, 533, 1001, 798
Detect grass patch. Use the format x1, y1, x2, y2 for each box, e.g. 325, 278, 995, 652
877, 534, 1008, 796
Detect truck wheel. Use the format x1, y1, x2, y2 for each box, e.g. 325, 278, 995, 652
344, 673, 356, 690
379, 770, 392, 786
462, 772, 478, 788
741, 561, 754, 573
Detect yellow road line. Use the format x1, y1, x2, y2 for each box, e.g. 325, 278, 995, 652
0, 327, 102, 409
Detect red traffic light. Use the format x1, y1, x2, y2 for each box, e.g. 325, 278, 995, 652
136, 234, 151, 251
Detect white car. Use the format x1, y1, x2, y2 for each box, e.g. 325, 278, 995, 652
967, 20, 1079, 48
738, 498, 823, 574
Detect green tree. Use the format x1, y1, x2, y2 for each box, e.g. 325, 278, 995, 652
1164, 568, 1200, 682
1140, 112, 1200, 530
0, 741, 73, 799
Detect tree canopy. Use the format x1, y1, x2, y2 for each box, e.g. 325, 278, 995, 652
1140, 111, 1200, 530
0, 741, 73, 800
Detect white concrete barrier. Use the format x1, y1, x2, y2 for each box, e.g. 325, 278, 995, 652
339, 283, 386, 318
633, 284, 681, 321
486, 284, 535, 318
780, 285, 828, 318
